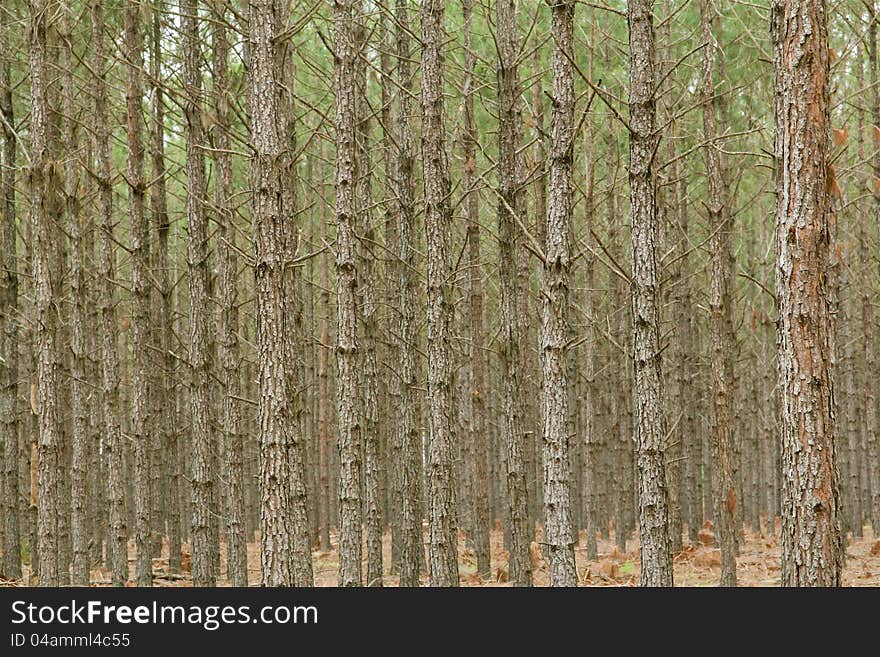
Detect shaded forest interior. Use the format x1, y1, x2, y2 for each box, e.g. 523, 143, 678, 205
0, 0, 872, 586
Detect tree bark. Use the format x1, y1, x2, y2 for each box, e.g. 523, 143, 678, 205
627, 0, 673, 587
420, 0, 460, 587
333, 0, 363, 587
124, 0, 152, 588
461, 0, 491, 580
496, 0, 532, 588
213, 0, 247, 586
248, 0, 313, 586
540, 0, 578, 587
771, 0, 842, 587
91, 0, 127, 587
700, 0, 736, 586
30, 0, 61, 587
61, 3, 90, 587
354, 11, 383, 587
0, 15, 20, 582
180, 0, 215, 587
392, 0, 423, 587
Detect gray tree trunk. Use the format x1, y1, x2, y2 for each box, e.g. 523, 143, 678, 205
700, 0, 736, 586
333, 0, 363, 587
540, 0, 578, 587
212, 0, 247, 586
0, 15, 20, 582
496, 0, 532, 587
421, 0, 460, 587
30, 0, 61, 587
461, 0, 491, 580
627, 0, 673, 587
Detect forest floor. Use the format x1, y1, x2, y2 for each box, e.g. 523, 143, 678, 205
6, 521, 880, 586
31, 520, 880, 587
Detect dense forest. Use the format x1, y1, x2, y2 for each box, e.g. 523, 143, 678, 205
0, 0, 871, 587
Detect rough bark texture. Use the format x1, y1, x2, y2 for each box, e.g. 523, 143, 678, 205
213, 0, 247, 586
540, 0, 578, 587
393, 0, 423, 587
354, 12, 383, 587
181, 0, 215, 587
249, 0, 313, 586
771, 0, 842, 587
0, 16, 20, 582
333, 0, 363, 587
627, 0, 673, 587
421, 0, 460, 587
700, 0, 736, 586
92, 0, 127, 587
62, 4, 90, 587
496, 0, 532, 588
149, 0, 180, 574
867, 4, 880, 538
461, 0, 491, 580
124, 0, 152, 588
30, 0, 61, 587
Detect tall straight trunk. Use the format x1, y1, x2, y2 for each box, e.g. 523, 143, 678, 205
213, 0, 247, 586
867, 5, 880, 535
333, 0, 363, 587
354, 13, 383, 587
150, 0, 180, 574
393, 0, 422, 587
1, 14, 21, 582
700, 0, 736, 586
496, 0, 532, 588
659, 0, 682, 554
540, 0, 577, 587
124, 0, 152, 588
627, 0, 673, 587
276, 25, 314, 588
62, 4, 90, 587
378, 6, 396, 553
771, 0, 842, 587
30, 0, 61, 587
461, 0, 491, 579
92, 0, 126, 586
580, 125, 599, 561
181, 0, 215, 586
317, 141, 332, 552
48, 69, 71, 587
248, 0, 313, 586
420, 0, 459, 587
143, 3, 163, 561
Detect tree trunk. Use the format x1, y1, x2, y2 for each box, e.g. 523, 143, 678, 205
333, 0, 363, 587
867, 3, 880, 537
150, 0, 180, 575
30, 0, 61, 587
627, 0, 673, 587
180, 0, 215, 586
0, 15, 20, 582
540, 0, 578, 587
212, 0, 247, 586
461, 0, 491, 580
354, 11, 383, 587
91, 0, 127, 587
392, 0, 422, 587
700, 0, 736, 586
421, 0, 460, 587
248, 0, 313, 586
496, 0, 532, 588
61, 3, 90, 587
124, 0, 152, 588
771, 0, 842, 587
